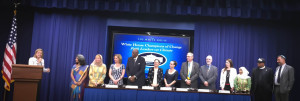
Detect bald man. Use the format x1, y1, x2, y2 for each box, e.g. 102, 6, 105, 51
126, 49, 146, 87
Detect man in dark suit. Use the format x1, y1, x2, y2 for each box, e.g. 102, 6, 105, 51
274, 55, 294, 101
251, 58, 273, 101
199, 55, 218, 90
126, 49, 146, 87
180, 52, 199, 88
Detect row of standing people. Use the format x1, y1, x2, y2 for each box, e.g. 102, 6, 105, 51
29, 48, 294, 101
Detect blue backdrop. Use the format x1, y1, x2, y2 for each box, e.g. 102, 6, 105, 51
0, 1, 299, 101
30, 12, 107, 101
29, 12, 298, 101
112, 33, 190, 79
193, 21, 297, 93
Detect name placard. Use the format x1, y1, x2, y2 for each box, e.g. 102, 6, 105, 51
105, 85, 118, 88
142, 86, 154, 90
160, 87, 172, 91
176, 88, 188, 91
125, 85, 139, 89
218, 90, 230, 94
197, 89, 210, 92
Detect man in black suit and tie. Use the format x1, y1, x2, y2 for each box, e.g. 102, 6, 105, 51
126, 49, 146, 87
274, 55, 294, 101
199, 55, 218, 90
251, 58, 273, 101
180, 52, 199, 88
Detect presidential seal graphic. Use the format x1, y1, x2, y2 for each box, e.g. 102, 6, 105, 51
139, 52, 167, 67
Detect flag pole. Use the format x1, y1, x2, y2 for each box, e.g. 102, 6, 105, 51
2, 2, 20, 101
3, 90, 6, 101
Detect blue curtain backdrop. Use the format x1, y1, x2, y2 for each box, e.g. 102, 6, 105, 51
30, 12, 107, 101
29, 12, 297, 101
193, 21, 297, 99
26, 0, 300, 20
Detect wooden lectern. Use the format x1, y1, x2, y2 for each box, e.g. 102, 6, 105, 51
12, 64, 43, 101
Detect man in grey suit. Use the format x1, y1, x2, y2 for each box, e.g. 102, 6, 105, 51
180, 52, 199, 88
274, 55, 294, 101
199, 55, 218, 90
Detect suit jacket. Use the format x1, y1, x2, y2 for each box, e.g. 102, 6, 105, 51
275, 64, 294, 94
199, 65, 218, 90
126, 56, 146, 86
147, 67, 163, 86
180, 61, 199, 88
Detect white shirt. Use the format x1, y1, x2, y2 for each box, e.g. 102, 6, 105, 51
259, 66, 265, 69
134, 57, 138, 63
274, 63, 286, 85
153, 68, 158, 85
28, 57, 48, 72
188, 61, 193, 73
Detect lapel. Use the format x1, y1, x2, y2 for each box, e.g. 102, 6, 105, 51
281, 65, 288, 77
134, 57, 138, 66
191, 62, 196, 74
203, 65, 208, 76
185, 62, 189, 75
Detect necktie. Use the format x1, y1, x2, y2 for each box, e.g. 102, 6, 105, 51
187, 63, 191, 79
277, 66, 282, 83
207, 65, 210, 74
134, 58, 137, 64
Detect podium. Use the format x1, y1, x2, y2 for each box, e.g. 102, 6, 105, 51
12, 64, 43, 101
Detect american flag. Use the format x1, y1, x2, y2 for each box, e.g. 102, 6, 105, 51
2, 13, 17, 91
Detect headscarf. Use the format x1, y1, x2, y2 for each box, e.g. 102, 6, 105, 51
237, 67, 250, 79
92, 54, 103, 66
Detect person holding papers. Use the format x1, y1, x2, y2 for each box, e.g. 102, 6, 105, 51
28, 48, 50, 72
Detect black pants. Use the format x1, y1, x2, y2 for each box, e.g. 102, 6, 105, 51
253, 92, 272, 101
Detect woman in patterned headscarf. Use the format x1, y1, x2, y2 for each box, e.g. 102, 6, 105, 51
88, 54, 106, 87
234, 67, 251, 93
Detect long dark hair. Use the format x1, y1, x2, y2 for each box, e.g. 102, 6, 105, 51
223, 59, 233, 73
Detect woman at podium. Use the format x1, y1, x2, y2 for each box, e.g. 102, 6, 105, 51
28, 48, 50, 72
70, 54, 89, 101
88, 54, 107, 87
